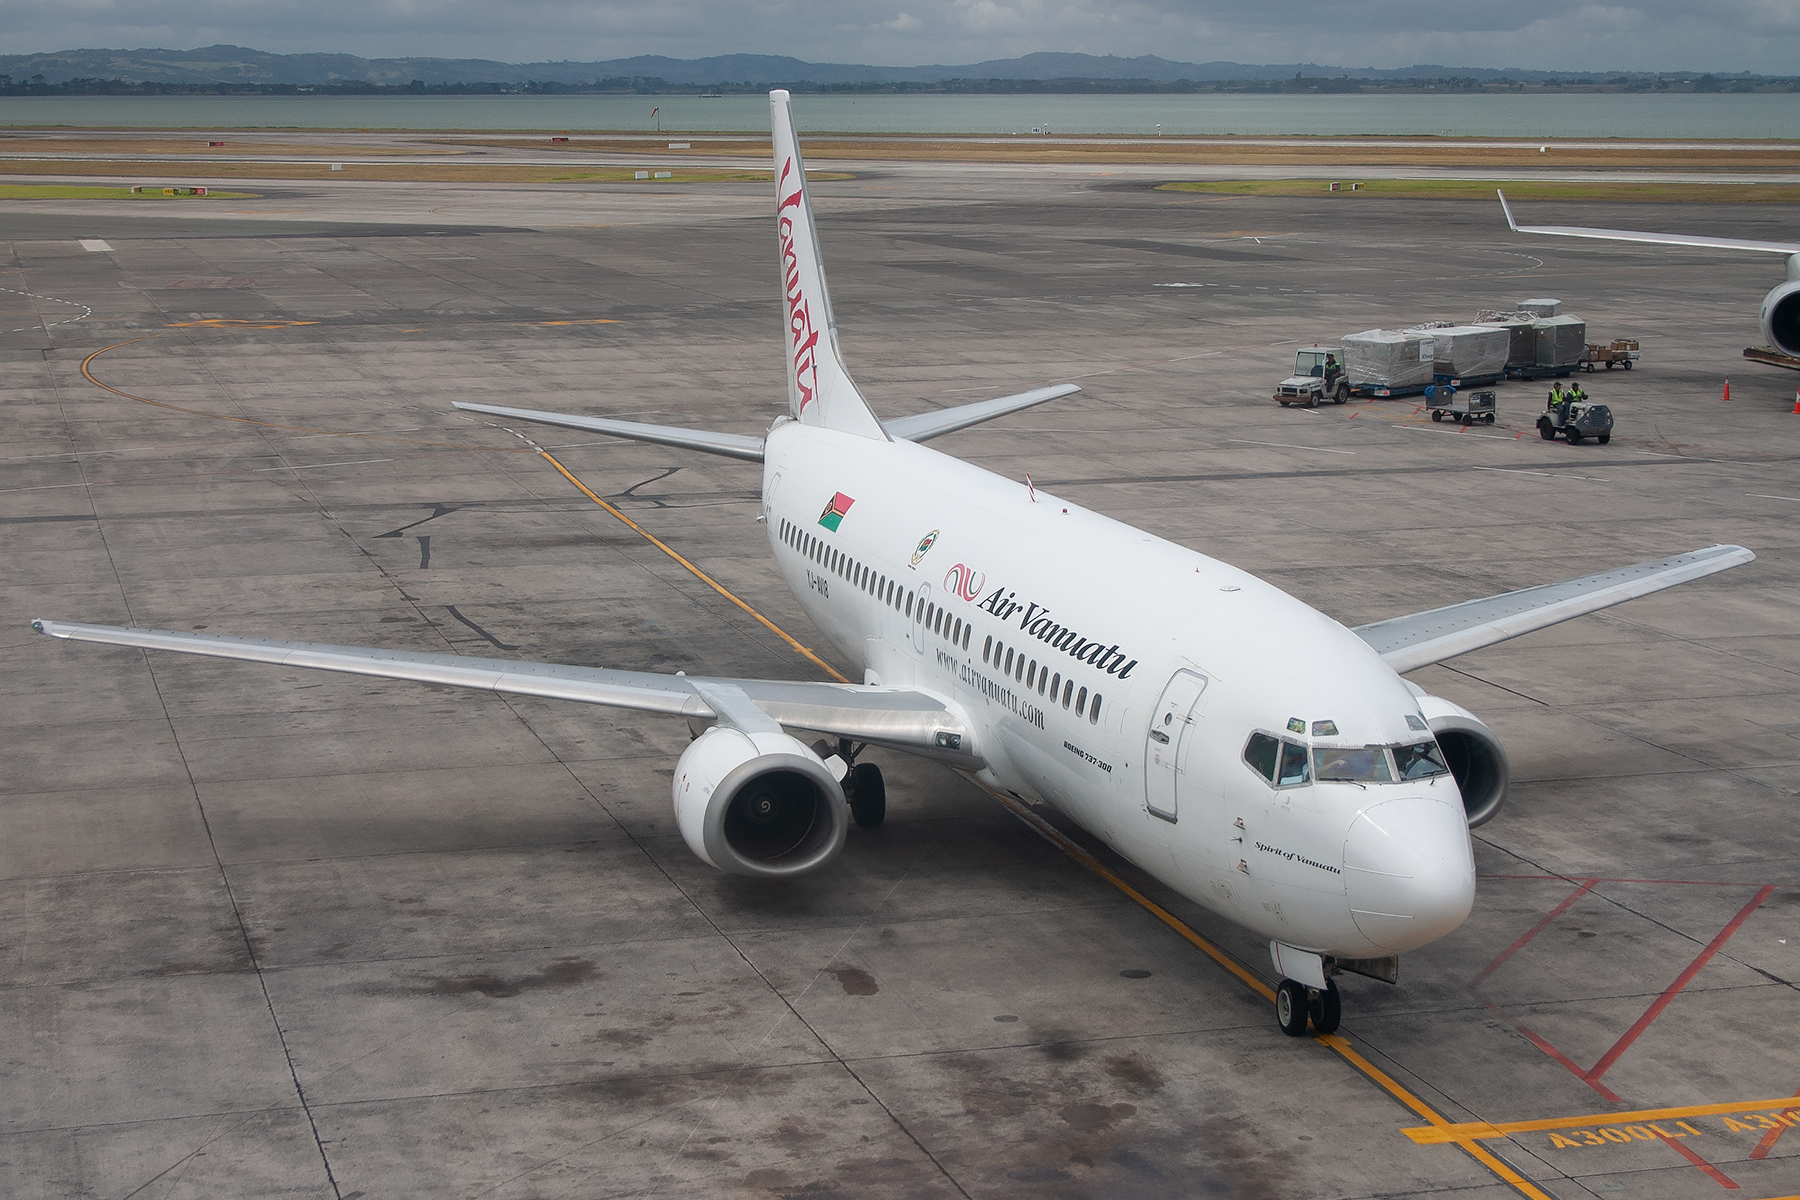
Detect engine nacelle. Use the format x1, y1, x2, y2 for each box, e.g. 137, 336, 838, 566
1761, 277, 1800, 358
673, 726, 848, 878
1415, 694, 1510, 827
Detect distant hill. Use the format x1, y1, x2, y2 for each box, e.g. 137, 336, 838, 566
0, 45, 1740, 88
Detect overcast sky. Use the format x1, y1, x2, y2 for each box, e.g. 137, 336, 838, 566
3, 0, 1795, 74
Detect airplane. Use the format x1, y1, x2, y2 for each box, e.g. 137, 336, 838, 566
33, 94, 1754, 1038
1498, 189, 1800, 366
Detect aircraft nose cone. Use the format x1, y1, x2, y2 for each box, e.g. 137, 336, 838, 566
1342, 795, 1475, 953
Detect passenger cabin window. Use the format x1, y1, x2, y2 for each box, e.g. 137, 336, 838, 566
1004, 648, 1013, 672
1089, 694, 1102, 723
1277, 740, 1312, 786
1075, 685, 1087, 713
962, 625, 971, 650
983, 635, 993, 663
1243, 733, 1280, 782
1062, 679, 1073, 708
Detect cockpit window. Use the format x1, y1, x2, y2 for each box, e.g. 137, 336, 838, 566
1313, 746, 1395, 783
1277, 740, 1311, 786
1243, 732, 1279, 782
1394, 741, 1450, 780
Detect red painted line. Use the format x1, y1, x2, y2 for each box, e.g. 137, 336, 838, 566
1750, 1093, 1800, 1161
1518, 1025, 1622, 1102
1657, 1133, 1740, 1189
1587, 886, 1776, 1085
1469, 879, 1596, 989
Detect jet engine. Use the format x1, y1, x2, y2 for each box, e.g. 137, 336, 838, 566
673, 726, 849, 877
1761, 278, 1800, 358
1414, 695, 1510, 827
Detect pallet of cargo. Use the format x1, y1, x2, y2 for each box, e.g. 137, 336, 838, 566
1581, 339, 1640, 371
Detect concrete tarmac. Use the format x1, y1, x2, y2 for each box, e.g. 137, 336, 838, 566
3, 165, 1798, 1199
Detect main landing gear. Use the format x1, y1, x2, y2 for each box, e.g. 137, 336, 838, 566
848, 761, 886, 828
827, 738, 887, 828
1274, 978, 1341, 1037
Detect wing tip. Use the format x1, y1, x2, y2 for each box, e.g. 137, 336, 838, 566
1496, 189, 1518, 232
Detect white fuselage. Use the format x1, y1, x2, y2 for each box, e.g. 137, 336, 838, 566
760, 419, 1475, 960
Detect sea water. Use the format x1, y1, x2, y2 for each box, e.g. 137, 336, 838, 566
2, 92, 1797, 139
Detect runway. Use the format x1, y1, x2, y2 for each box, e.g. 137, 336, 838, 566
3, 162, 1798, 1198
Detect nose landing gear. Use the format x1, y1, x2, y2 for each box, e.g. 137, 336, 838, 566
1275, 979, 1341, 1036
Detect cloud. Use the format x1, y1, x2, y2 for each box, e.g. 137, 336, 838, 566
0, 0, 1794, 72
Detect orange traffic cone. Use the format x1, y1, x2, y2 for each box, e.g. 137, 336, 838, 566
1723, 376, 1731, 401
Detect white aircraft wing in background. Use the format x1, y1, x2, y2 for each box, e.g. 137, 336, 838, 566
1497, 190, 1800, 256
1353, 543, 1753, 674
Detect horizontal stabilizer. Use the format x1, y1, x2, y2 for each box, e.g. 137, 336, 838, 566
30, 619, 974, 759
451, 401, 764, 462
882, 384, 1081, 443
1354, 544, 1754, 674
1499, 190, 1800, 255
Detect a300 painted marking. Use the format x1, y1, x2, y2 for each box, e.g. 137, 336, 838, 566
1403, 1096, 1800, 1145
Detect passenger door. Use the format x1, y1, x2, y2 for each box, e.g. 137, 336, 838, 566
1144, 669, 1208, 823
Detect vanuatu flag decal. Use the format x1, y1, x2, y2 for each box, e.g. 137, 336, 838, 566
817, 491, 855, 531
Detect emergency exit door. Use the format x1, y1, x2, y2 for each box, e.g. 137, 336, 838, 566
1144, 669, 1208, 822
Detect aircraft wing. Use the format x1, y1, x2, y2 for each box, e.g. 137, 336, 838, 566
883, 384, 1081, 443
1352, 544, 1754, 674
1498, 190, 1800, 255
29, 619, 976, 759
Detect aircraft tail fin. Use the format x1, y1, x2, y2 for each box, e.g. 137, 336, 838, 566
771, 90, 887, 440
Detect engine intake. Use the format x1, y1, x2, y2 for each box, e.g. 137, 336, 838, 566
1414, 695, 1510, 827
1761, 278, 1800, 359
674, 726, 848, 877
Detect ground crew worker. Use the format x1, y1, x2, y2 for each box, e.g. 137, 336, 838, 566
1558, 382, 1579, 424
1323, 354, 1342, 393
1547, 382, 1565, 410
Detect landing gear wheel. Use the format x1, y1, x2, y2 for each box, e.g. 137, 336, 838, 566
848, 762, 886, 829
1309, 981, 1342, 1035
1275, 980, 1310, 1037
1566, 428, 1583, 445
1597, 433, 1610, 444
